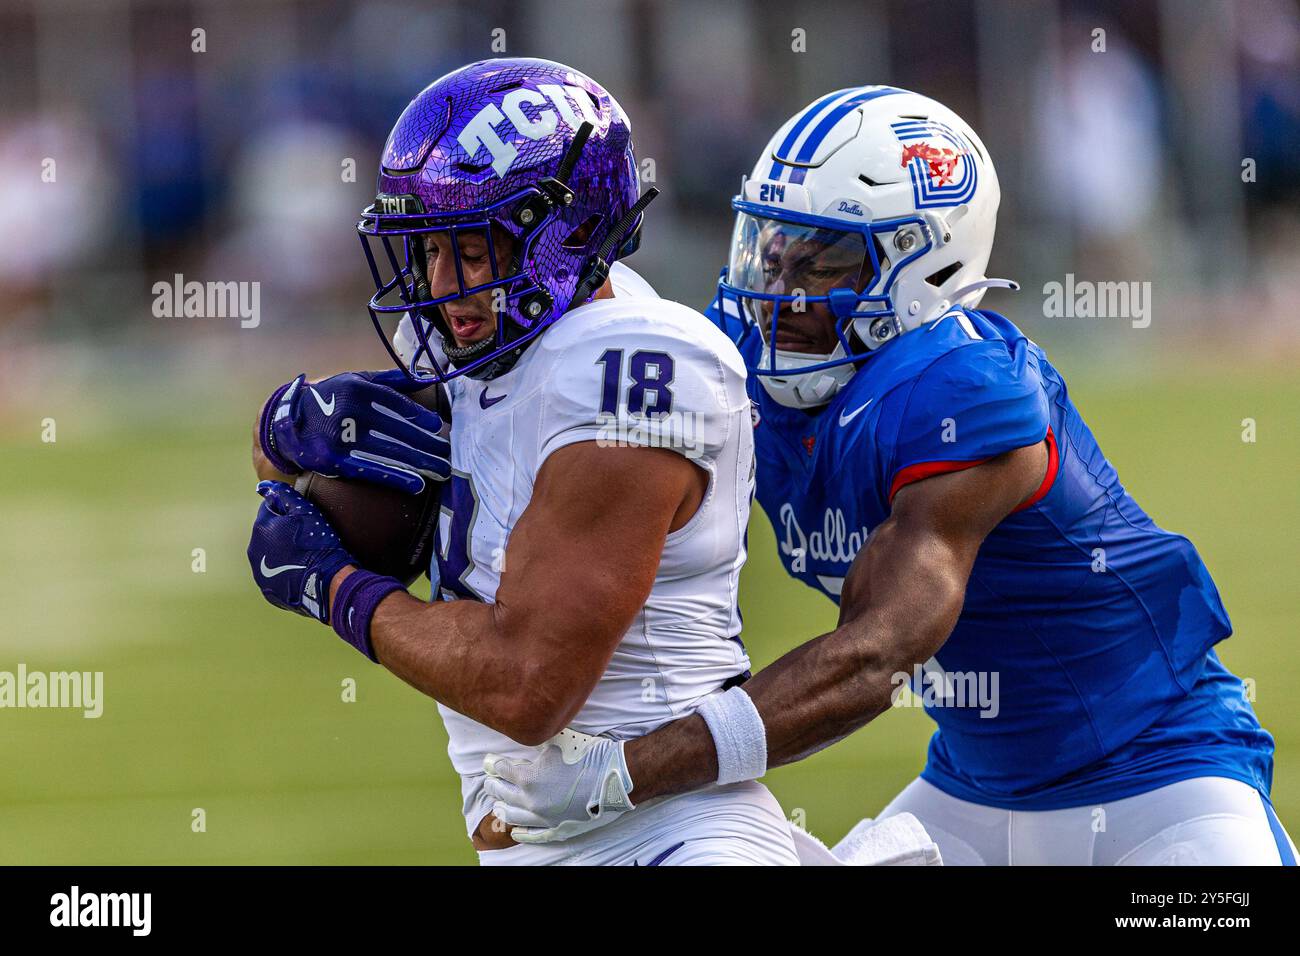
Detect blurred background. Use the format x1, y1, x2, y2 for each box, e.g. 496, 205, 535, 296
1, 0, 1296, 863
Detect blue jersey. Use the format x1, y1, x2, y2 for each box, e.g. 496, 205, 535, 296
709, 300, 1274, 809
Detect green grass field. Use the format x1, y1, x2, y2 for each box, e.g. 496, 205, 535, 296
0, 355, 1295, 864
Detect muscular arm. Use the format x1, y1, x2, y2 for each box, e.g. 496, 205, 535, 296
622, 439, 1048, 802
330, 441, 706, 746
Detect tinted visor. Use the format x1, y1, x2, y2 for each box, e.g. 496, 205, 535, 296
726, 212, 872, 340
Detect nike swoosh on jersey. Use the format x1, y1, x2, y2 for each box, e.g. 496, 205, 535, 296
260, 557, 307, 577
309, 387, 336, 416
838, 399, 873, 426
480, 388, 507, 409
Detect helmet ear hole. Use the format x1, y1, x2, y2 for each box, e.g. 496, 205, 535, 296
925, 261, 963, 287
562, 214, 605, 250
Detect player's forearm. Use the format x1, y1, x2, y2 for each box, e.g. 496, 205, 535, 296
335, 569, 578, 745
627, 541, 967, 802
625, 623, 898, 802
745, 619, 922, 764
623, 714, 717, 802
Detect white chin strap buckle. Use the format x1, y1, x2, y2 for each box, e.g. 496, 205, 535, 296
799, 373, 840, 404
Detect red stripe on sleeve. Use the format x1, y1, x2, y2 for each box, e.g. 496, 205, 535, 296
1011, 426, 1058, 513
888, 456, 991, 504
886, 427, 1059, 510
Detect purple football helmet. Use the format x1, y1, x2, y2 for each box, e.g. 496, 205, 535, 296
358, 58, 655, 383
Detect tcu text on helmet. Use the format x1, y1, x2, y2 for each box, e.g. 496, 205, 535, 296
457, 84, 602, 178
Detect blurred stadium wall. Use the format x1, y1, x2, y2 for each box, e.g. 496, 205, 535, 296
1, 0, 1297, 403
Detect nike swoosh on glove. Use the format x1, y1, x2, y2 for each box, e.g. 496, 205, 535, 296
260, 369, 450, 495
482, 728, 635, 844
248, 480, 356, 623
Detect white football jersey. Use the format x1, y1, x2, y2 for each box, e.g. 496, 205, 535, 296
400, 264, 755, 835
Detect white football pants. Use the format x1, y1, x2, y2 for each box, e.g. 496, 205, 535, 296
476, 780, 799, 866
878, 775, 1296, 865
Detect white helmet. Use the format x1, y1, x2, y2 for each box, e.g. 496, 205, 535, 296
720, 86, 1017, 408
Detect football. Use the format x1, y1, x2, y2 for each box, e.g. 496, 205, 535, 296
293, 382, 449, 587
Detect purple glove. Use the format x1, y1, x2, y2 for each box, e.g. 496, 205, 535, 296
247, 480, 356, 623
259, 370, 449, 495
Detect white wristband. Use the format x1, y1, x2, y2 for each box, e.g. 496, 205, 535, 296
697, 685, 768, 785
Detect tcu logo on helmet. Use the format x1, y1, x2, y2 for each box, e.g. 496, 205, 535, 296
457, 84, 603, 178
375, 194, 418, 215
892, 118, 977, 208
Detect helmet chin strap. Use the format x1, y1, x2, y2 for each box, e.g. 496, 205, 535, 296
758, 345, 855, 409
418, 309, 515, 381
443, 333, 497, 365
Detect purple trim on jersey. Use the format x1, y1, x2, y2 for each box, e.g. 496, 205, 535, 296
436, 473, 483, 601
642, 841, 685, 866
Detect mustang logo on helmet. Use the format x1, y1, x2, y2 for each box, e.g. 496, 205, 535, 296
899, 142, 966, 188
892, 119, 978, 208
